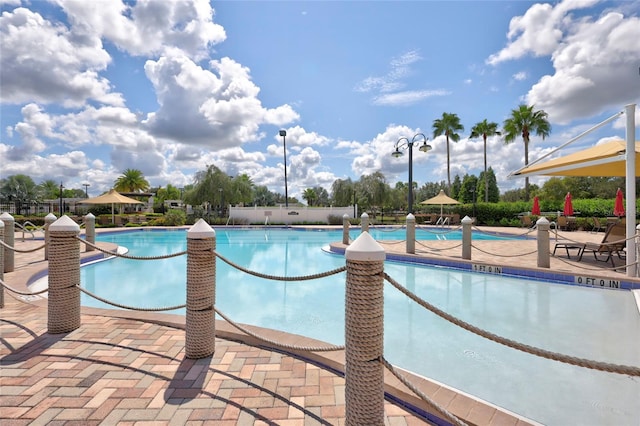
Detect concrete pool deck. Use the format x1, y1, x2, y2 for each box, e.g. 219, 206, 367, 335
1, 225, 637, 425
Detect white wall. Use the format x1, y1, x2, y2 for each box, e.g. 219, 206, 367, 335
228, 205, 356, 225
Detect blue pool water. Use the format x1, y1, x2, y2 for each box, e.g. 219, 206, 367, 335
79, 228, 639, 425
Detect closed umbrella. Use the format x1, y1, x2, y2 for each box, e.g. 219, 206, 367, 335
532, 196, 541, 215
563, 192, 574, 216
614, 188, 625, 217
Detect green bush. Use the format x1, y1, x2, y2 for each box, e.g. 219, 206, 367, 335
163, 209, 186, 226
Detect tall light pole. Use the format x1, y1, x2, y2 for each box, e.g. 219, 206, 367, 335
391, 133, 431, 214
279, 130, 288, 208
83, 183, 90, 198
59, 182, 65, 214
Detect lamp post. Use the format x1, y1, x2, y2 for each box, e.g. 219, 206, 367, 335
279, 130, 288, 208
59, 182, 64, 214
391, 133, 431, 214
83, 183, 90, 198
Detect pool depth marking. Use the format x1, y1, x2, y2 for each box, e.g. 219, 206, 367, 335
472, 263, 503, 274
575, 276, 621, 288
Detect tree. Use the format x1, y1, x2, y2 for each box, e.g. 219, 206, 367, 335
231, 174, 254, 206
330, 178, 355, 206
503, 105, 551, 201
311, 186, 330, 206
0, 174, 39, 214
302, 188, 317, 206
38, 179, 60, 199
459, 174, 478, 203
114, 169, 150, 193
477, 167, 500, 203
450, 175, 462, 200
470, 119, 501, 202
433, 112, 464, 191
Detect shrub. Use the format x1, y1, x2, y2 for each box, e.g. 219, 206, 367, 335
163, 209, 186, 226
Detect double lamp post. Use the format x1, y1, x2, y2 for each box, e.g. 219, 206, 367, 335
391, 133, 431, 214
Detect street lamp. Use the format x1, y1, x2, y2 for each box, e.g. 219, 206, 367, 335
59, 182, 65, 214
83, 183, 90, 198
279, 130, 288, 208
391, 133, 431, 214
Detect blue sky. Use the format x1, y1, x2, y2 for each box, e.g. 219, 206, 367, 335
1, 0, 639, 201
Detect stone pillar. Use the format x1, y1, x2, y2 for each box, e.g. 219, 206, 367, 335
360, 212, 369, 233
537, 217, 550, 268
185, 219, 216, 359
462, 215, 473, 260
48, 216, 81, 333
343, 214, 350, 245
44, 213, 56, 260
344, 232, 386, 426
406, 213, 415, 254
0, 212, 14, 273
84, 213, 95, 252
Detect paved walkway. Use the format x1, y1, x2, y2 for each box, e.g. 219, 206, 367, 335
2, 225, 635, 425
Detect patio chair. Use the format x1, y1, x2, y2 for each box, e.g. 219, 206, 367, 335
591, 217, 604, 233
577, 222, 626, 266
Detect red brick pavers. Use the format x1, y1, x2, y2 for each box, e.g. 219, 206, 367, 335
1, 294, 429, 425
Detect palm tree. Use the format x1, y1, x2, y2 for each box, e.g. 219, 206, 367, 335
432, 113, 464, 191
302, 188, 317, 206
503, 105, 551, 201
470, 119, 501, 202
114, 169, 150, 193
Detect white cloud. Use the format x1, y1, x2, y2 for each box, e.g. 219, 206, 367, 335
0, 7, 120, 107
58, 0, 226, 60
487, 1, 640, 124
143, 53, 299, 147
373, 90, 450, 107
512, 71, 528, 81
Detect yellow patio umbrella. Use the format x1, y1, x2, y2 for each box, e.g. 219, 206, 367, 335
420, 190, 460, 219
80, 189, 144, 224
510, 140, 640, 178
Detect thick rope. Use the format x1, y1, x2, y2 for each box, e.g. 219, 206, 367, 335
0, 239, 46, 253
380, 357, 467, 426
48, 232, 80, 333
384, 273, 640, 376
215, 307, 345, 352
185, 237, 215, 359
551, 251, 635, 272
0, 279, 49, 296
471, 225, 536, 239
415, 224, 463, 235
470, 243, 538, 257
77, 285, 186, 311
345, 258, 385, 426
77, 236, 186, 260
214, 250, 346, 281
415, 240, 463, 251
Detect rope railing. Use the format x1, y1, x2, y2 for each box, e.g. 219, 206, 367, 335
77, 285, 186, 312
214, 307, 345, 352
0, 239, 46, 253
471, 225, 536, 239
0, 278, 50, 296
78, 237, 186, 260
213, 250, 346, 281
551, 251, 636, 272
415, 239, 463, 251
384, 272, 640, 377
415, 224, 463, 234
380, 357, 467, 426
470, 243, 538, 258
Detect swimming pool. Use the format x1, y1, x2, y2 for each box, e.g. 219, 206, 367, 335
81, 228, 639, 425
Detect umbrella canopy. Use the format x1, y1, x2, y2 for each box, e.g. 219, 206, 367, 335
80, 189, 144, 223
510, 140, 640, 178
532, 196, 541, 215
563, 192, 574, 216
614, 188, 625, 217
420, 190, 460, 217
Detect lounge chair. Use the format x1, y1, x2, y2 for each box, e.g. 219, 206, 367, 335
577, 222, 626, 266
591, 217, 604, 233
